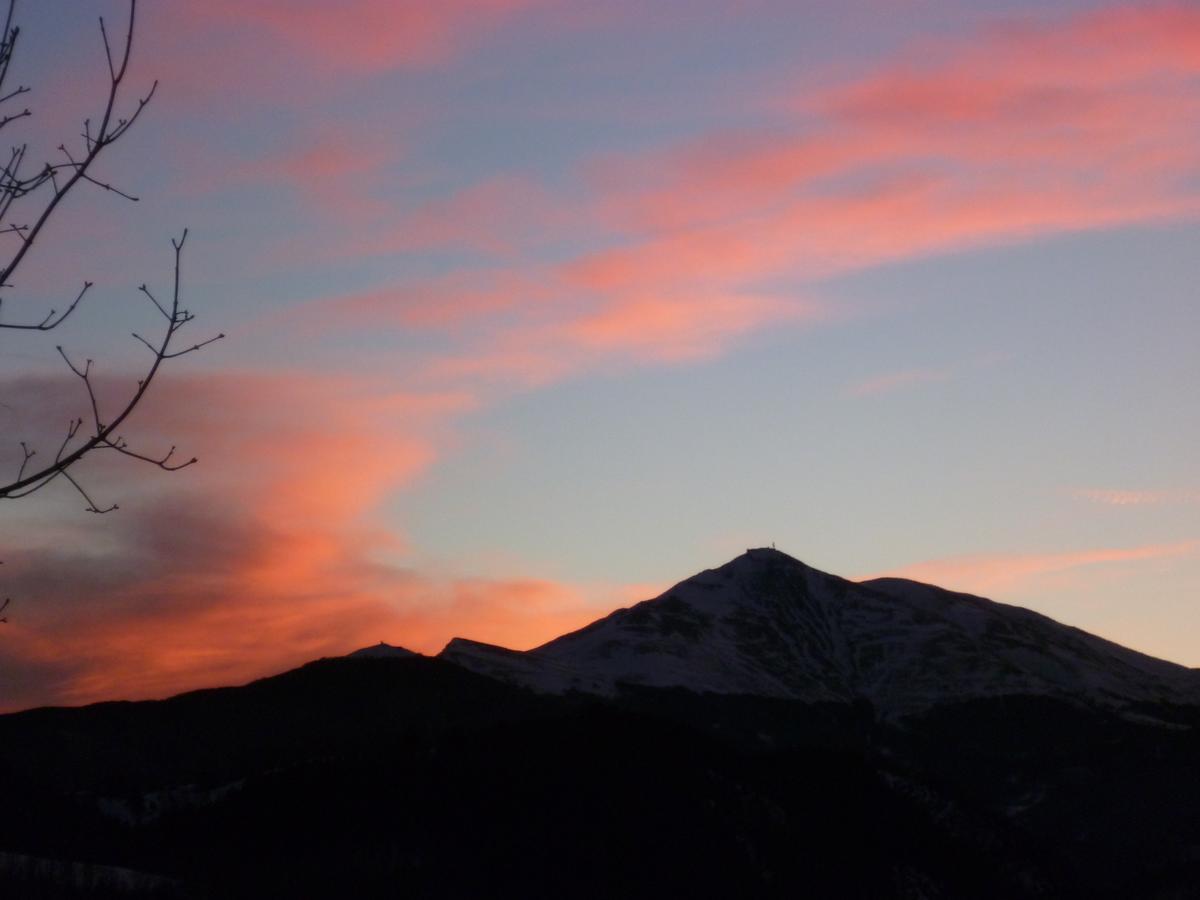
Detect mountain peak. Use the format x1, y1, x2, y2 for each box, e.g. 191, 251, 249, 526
742, 545, 797, 558
729, 546, 807, 569
345, 642, 418, 660
438, 551, 1200, 715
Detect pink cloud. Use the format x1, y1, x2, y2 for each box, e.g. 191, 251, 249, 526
418, 290, 824, 390
286, 3, 1200, 390
865, 540, 1200, 597
845, 368, 949, 397
559, 291, 815, 361
159, 0, 1200, 276
182, 0, 544, 74
1072, 488, 1200, 507
591, 5, 1200, 273
230, 134, 400, 220
374, 176, 573, 256
125, 0, 554, 131
276, 268, 564, 348
820, 6, 1200, 123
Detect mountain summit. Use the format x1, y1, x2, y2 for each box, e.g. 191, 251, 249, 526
346, 641, 417, 660
440, 548, 1199, 715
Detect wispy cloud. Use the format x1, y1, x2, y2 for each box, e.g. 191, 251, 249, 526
229, 132, 402, 221
589, 6, 1200, 280
845, 368, 950, 397
1072, 488, 1200, 507
864, 540, 1200, 597
176, 0, 546, 75
280, 4, 1200, 389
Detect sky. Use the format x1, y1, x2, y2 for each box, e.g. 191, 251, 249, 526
0, 0, 1197, 711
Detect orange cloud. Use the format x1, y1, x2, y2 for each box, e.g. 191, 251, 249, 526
0, 374, 458, 705
0, 370, 633, 711
865, 540, 1200, 597
0, 556, 603, 712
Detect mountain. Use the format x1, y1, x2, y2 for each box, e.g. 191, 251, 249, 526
2, 548, 1199, 898
441, 548, 1200, 716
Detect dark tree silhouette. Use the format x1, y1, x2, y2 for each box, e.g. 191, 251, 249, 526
0, 0, 221, 607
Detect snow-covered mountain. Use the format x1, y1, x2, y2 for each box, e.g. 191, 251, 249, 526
439, 548, 1200, 715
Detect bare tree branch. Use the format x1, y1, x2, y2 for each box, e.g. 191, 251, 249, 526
0, 0, 153, 330
0, 0, 221, 615
0, 281, 92, 330
2, 231, 223, 507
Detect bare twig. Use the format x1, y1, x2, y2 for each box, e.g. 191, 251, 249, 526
2, 231, 223, 509
0, 282, 92, 330
0, 0, 151, 331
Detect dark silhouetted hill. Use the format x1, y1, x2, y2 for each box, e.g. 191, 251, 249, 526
2, 550, 1198, 898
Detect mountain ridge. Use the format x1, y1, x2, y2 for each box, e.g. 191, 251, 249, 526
434, 548, 1199, 716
